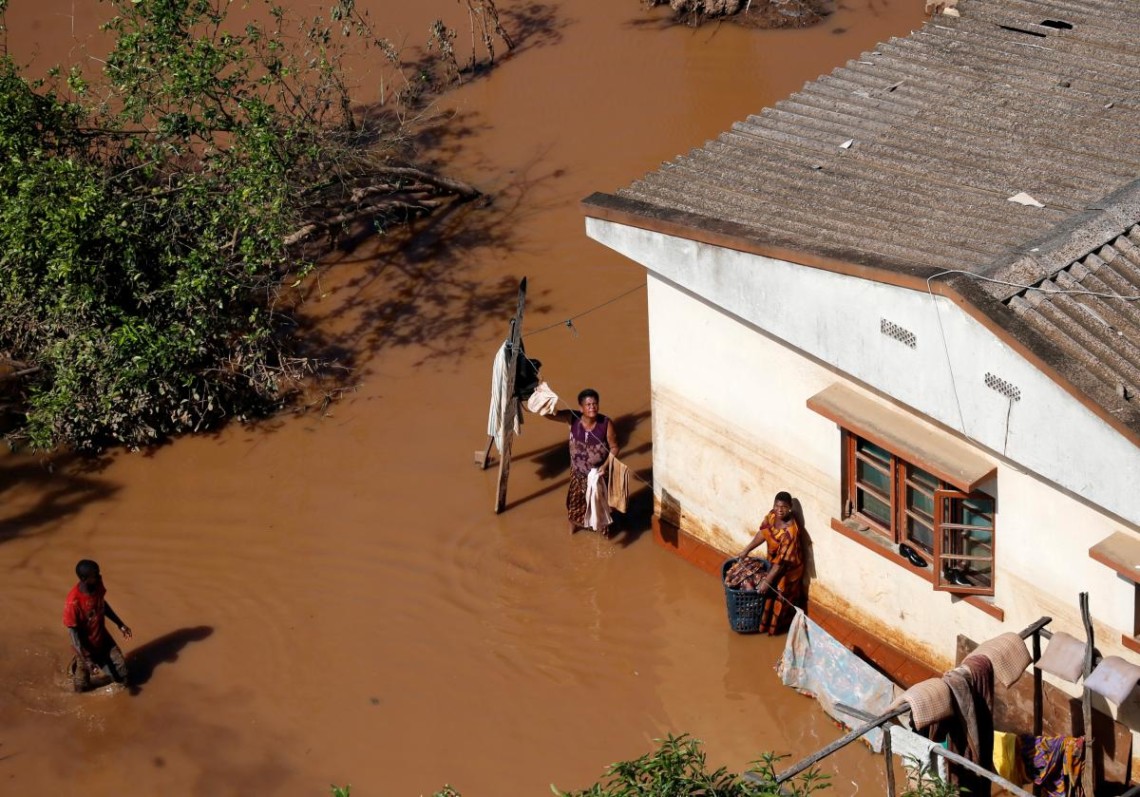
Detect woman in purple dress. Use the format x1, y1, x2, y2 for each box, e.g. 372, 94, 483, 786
550, 389, 619, 534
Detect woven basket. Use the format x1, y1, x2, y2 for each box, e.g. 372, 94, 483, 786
722, 557, 765, 634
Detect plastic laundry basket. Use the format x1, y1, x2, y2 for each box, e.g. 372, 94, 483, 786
722, 557, 765, 634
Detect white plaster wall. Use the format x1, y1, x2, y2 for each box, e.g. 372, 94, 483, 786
586, 219, 1140, 529
644, 274, 1140, 669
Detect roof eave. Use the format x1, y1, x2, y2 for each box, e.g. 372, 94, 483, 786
582, 192, 1140, 447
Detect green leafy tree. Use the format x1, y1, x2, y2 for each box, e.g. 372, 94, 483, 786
552, 734, 830, 797
0, 0, 495, 450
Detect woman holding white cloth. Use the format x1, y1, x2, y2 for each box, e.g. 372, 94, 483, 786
548, 388, 618, 535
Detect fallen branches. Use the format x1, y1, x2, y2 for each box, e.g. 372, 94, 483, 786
645, 0, 825, 28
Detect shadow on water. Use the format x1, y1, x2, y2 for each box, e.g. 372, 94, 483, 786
505, 410, 654, 539
397, 1, 571, 93
126, 626, 214, 696
294, 139, 567, 375
0, 454, 117, 547
501, 2, 572, 56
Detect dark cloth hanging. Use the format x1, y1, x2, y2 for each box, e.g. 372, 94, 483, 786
503, 340, 541, 400
927, 654, 994, 795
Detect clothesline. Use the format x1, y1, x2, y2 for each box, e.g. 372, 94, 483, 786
513, 347, 657, 494
522, 283, 647, 339
508, 348, 796, 578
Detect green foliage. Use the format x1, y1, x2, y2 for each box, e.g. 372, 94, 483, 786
0, 0, 492, 450
331, 786, 351, 797
324, 740, 963, 797
900, 760, 962, 797
550, 735, 830, 797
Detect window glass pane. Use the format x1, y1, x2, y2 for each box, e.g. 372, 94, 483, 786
856, 438, 891, 466
962, 498, 994, 530
906, 516, 933, 553
908, 466, 939, 492
856, 458, 890, 494
857, 488, 891, 528
906, 484, 934, 519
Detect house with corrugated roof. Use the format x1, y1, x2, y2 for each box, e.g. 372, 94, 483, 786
583, 0, 1140, 779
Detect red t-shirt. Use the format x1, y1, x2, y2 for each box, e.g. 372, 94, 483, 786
63, 581, 108, 648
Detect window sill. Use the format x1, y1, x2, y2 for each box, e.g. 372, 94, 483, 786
830, 517, 1004, 621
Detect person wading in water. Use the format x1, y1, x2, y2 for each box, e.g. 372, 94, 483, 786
548, 389, 619, 535
64, 559, 133, 691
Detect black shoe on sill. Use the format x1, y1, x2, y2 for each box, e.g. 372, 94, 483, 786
898, 544, 927, 567
944, 568, 972, 587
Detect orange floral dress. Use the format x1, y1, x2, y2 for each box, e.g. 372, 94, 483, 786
756, 511, 804, 634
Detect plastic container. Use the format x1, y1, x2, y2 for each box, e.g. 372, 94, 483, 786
722, 557, 766, 634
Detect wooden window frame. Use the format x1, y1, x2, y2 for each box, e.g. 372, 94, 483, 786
842, 430, 995, 597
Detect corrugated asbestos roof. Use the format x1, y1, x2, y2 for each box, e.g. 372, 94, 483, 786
600, 0, 1140, 438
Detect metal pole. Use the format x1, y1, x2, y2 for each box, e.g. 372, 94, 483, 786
1080, 592, 1096, 797
1018, 616, 1052, 640
1032, 630, 1043, 738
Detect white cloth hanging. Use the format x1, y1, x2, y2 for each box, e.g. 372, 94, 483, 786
890, 724, 949, 783
486, 340, 520, 454
525, 380, 559, 416
584, 467, 611, 531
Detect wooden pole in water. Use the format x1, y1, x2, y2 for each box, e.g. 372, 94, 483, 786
494, 278, 527, 514
882, 721, 896, 797
767, 705, 910, 785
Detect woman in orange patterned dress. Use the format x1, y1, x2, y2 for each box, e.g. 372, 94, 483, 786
736, 491, 804, 634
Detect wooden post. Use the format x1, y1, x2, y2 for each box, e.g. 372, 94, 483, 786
493, 278, 527, 514
882, 722, 897, 797
1080, 591, 1096, 797
765, 705, 911, 785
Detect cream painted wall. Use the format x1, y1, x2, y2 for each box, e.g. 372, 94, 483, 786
645, 273, 1140, 672
586, 218, 1140, 531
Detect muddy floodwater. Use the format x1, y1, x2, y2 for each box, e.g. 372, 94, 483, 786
1, 1, 925, 794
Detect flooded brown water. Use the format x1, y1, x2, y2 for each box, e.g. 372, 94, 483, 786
1, 1, 924, 794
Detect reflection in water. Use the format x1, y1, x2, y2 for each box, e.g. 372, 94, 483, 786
0, 0, 926, 794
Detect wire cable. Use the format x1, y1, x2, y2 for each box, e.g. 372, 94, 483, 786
522, 281, 647, 337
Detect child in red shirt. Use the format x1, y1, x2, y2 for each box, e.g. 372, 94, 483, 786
63, 559, 132, 691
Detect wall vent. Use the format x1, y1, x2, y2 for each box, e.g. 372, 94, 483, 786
880, 318, 917, 348
985, 372, 1021, 401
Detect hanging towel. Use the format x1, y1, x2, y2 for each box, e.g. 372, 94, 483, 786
944, 665, 992, 767
486, 341, 521, 454
892, 677, 954, 730
524, 381, 559, 416
1036, 631, 1087, 683
971, 632, 1031, 687
889, 724, 948, 783
606, 457, 629, 512
1085, 655, 1140, 704
584, 467, 611, 531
